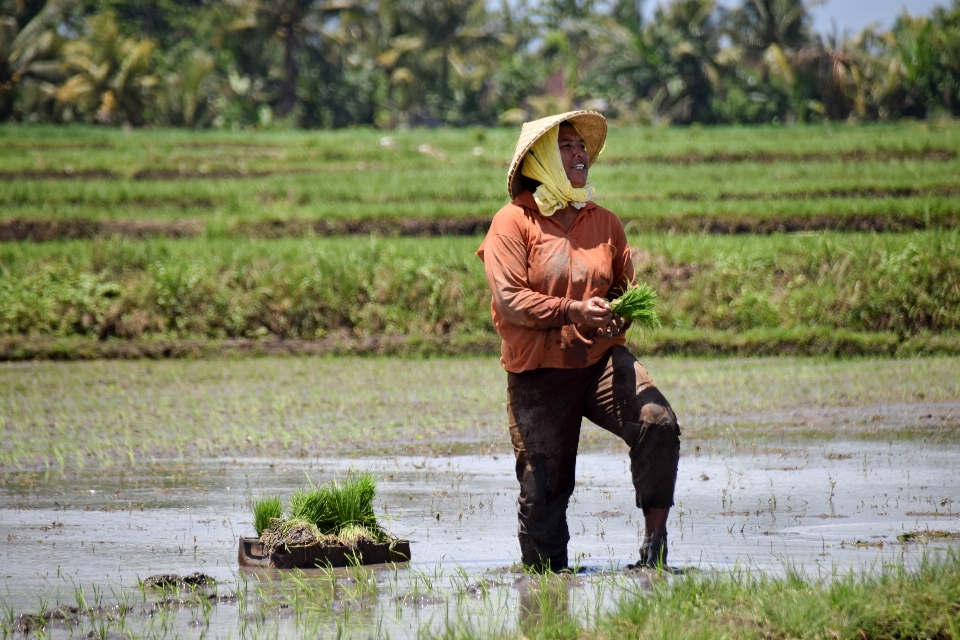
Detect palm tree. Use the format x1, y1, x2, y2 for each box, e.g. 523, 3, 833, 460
724, 0, 826, 121
375, 0, 501, 125
53, 11, 156, 124
0, 0, 72, 119
887, 13, 945, 118
229, 0, 360, 118
589, 0, 723, 123
728, 0, 810, 60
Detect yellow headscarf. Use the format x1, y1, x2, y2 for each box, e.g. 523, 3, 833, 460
519, 124, 595, 217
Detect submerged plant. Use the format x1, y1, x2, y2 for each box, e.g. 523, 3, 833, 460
252, 495, 282, 537
610, 282, 660, 330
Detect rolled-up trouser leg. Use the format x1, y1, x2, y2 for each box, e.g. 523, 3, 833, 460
507, 367, 591, 571
583, 346, 680, 513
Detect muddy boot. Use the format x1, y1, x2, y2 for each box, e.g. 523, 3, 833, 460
520, 541, 569, 573
523, 557, 568, 574
628, 532, 668, 570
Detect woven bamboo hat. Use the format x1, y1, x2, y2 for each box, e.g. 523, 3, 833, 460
507, 110, 607, 199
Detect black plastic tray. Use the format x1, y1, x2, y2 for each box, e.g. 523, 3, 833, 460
238, 537, 411, 569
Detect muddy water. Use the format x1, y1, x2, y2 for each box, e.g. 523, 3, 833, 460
1, 441, 958, 637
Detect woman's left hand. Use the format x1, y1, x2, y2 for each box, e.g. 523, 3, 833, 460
597, 313, 626, 339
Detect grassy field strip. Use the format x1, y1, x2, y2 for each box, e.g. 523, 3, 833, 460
3, 328, 960, 361
2, 196, 959, 242
4, 183, 960, 218
2, 150, 959, 178
1, 355, 957, 468
4, 158, 959, 207
4, 121, 960, 159
0, 232, 956, 348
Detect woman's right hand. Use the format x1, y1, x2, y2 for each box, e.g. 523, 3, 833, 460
568, 297, 613, 328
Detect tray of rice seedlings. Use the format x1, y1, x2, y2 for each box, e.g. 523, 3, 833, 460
239, 473, 410, 569
609, 282, 660, 330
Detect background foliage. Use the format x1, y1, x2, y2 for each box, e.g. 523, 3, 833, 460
3, 0, 960, 128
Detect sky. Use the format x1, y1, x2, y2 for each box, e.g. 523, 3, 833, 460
805, 0, 944, 34
641, 0, 948, 34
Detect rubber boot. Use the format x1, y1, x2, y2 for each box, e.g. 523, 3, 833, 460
628, 532, 668, 570
519, 537, 568, 573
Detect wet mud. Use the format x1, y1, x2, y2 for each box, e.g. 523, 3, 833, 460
0, 165, 378, 182
0, 169, 116, 181
0, 333, 503, 362
623, 211, 960, 235
4, 331, 960, 363
142, 572, 217, 589
0, 217, 205, 242
605, 148, 958, 165
5, 207, 955, 244
4, 142, 113, 151
1, 443, 957, 637
130, 167, 291, 180
618, 183, 960, 202
234, 215, 492, 239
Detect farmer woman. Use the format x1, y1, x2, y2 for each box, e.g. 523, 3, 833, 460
476, 111, 680, 572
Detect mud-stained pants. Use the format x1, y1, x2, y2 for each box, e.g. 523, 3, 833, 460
507, 346, 680, 570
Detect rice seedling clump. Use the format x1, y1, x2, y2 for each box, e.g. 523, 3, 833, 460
610, 282, 660, 330
255, 473, 388, 549
252, 495, 282, 537
260, 518, 334, 551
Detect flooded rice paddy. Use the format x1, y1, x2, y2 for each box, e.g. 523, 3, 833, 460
2, 441, 958, 638
2, 356, 958, 636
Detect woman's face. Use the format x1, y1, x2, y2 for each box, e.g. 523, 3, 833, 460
558, 123, 588, 188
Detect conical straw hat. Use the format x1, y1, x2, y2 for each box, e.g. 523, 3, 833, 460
507, 110, 607, 199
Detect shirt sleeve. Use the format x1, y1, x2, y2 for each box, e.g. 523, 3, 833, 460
481, 230, 572, 329
608, 215, 635, 297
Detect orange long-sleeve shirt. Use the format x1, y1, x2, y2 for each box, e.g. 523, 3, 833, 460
476, 191, 634, 373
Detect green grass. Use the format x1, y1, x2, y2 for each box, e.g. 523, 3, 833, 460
2, 122, 960, 235
4, 552, 957, 639
1, 232, 957, 346
592, 552, 960, 640
252, 495, 282, 537
3, 123, 960, 359
1, 354, 957, 468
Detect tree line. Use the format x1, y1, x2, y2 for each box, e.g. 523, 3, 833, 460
2, 0, 959, 129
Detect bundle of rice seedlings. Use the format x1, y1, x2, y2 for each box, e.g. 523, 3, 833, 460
289, 486, 329, 529
609, 282, 660, 330
336, 523, 382, 547
253, 495, 283, 537
288, 473, 386, 544
321, 474, 381, 536
260, 517, 335, 552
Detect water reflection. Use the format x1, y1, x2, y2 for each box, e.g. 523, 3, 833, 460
1, 442, 958, 637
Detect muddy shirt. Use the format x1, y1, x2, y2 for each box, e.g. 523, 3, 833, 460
476, 190, 634, 373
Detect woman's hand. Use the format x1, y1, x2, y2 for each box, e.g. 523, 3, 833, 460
569, 297, 613, 328
568, 298, 627, 338
603, 313, 626, 338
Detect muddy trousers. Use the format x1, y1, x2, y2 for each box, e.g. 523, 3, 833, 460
507, 346, 680, 570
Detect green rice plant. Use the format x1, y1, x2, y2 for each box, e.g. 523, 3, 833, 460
289, 486, 326, 526
252, 495, 282, 537
610, 282, 660, 330
290, 473, 385, 541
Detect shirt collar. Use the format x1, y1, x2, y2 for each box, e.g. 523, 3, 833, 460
513, 190, 596, 216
